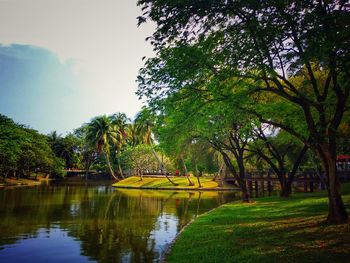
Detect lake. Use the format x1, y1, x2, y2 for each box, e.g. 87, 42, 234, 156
0, 183, 237, 262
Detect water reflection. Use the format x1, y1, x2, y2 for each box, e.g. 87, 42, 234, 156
0, 184, 237, 262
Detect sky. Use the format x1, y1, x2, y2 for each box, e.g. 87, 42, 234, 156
0, 0, 155, 134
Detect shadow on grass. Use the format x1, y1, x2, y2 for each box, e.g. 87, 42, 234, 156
167, 187, 350, 263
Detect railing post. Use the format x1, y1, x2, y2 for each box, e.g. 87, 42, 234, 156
260, 172, 264, 196
304, 173, 308, 192
267, 172, 272, 195
309, 172, 314, 192
248, 174, 253, 195
320, 172, 326, 190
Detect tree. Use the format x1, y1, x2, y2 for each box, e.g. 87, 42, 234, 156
47, 132, 80, 169
155, 109, 195, 186
86, 116, 119, 180
121, 145, 154, 180
146, 85, 255, 200
135, 109, 161, 169
127, 123, 143, 147
138, 1, 350, 224
135, 108, 178, 185
249, 128, 308, 197
0, 115, 21, 179
0, 114, 64, 179
110, 113, 130, 178
120, 144, 174, 180
75, 125, 98, 179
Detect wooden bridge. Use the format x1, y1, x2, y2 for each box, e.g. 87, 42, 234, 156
224, 171, 350, 194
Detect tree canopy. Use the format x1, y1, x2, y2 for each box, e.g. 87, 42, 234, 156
137, 0, 350, 223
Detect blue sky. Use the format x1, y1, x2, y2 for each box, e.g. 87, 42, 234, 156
0, 44, 85, 133
0, 0, 154, 134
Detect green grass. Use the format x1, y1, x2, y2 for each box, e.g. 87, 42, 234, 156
167, 183, 350, 263
116, 188, 222, 199
113, 176, 231, 190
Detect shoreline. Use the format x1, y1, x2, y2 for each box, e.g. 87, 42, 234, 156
159, 201, 241, 263
0, 178, 43, 188
113, 185, 237, 191
112, 176, 237, 192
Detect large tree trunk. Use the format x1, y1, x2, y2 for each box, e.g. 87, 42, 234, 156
241, 185, 250, 203
194, 164, 202, 188
222, 152, 249, 202
140, 169, 143, 181
319, 143, 348, 224
239, 175, 250, 202
280, 178, 292, 198
237, 158, 250, 202
181, 155, 194, 186
281, 144, 308, 198
104, 152, 118, 181
218, 164, 225, 187
213, 163, 223, 182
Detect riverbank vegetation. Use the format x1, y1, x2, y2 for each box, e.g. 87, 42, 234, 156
0, 115, 65, 183
136, 1, 350, 224
167, 183, 350, 263
0, 112, 174, 183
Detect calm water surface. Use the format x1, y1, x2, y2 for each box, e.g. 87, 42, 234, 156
0, 183, 237, 262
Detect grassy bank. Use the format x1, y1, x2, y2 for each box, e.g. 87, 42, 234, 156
167, 183, 350, 263
113, 176, 233, 190
116, 188, 224, 199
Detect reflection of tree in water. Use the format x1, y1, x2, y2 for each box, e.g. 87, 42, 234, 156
173, 192, 236, 231
0, 186, 76, 246
0, 185, 236, 262
72, 190, 158, 262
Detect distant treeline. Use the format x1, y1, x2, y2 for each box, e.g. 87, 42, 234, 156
0, 111, 176, 181
0, 114, 64, 179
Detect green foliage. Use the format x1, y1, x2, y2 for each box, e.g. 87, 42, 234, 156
47, 131, 81, 169
70, 111, 177, 177
137, 0, 350, 220
120, 144, 155, 172
51, 156, 66, 177
120, 144, 174, 174
0, 114, 63, 178
137, 0, 350, 151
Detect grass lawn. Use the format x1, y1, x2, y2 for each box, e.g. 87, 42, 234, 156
113, 176, 232, 190
167, 183, 350, 263
116, 188, 223, 199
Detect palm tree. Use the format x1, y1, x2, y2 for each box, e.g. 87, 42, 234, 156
127, 123, 142, 147
86, 116, 119, 180
110, 113, 129, 178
